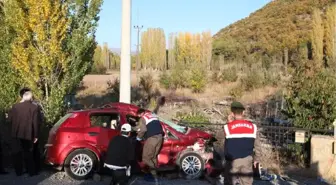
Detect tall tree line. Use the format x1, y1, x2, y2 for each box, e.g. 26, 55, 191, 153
92, 43, 121, 73
0, 0, 103, 124
140, 28, 166, 70
139, 29, 212, 70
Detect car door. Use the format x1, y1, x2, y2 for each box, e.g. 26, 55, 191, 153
84, 112, 120, 154
157, 125, 181, 167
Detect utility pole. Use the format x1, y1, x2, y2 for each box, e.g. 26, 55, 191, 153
134, 25, 143, 84
119, 0, 132, 103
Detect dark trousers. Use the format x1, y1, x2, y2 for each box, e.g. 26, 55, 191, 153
33, 141, 40, 173
110, 169, 129, 185
0, 142, 4, 171
11, 138, 37, 176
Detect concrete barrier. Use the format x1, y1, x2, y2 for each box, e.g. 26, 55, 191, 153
310, 135, 336, 181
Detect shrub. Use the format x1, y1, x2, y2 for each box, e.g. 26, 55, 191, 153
283, 66, 336, 130
263, 70, 281, 87
161, 64, 190, 89
188, 66, 207, 93
139, 73, 154, 95
90, 63, 107, 74
229, 84, 244, 98
106, 78, 120, 102
159, 72, 172, 89
176, 111, 209, 127
170, 65, 190, 89
240, 69, 264, 91
221, 66, 238, 82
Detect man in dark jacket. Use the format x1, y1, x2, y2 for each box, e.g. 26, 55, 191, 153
104, 123, 135, 185
8, 88, 42, 176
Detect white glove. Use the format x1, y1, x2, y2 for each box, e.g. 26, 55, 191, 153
126, 166, 131, 176
136, 137, 142, 141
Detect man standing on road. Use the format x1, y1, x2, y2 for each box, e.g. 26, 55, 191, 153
104, 123, 135, 185
136, 105, 164, 184
223, 101, 261, 185
8, 88, 42, 176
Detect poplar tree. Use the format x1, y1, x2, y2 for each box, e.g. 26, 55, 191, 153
6, 0, 103, 123
311, 8, 324, 65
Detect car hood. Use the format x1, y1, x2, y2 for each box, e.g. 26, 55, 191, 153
185, 127, 211, 139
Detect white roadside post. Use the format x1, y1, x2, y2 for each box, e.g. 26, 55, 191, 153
119, 0, 132, 103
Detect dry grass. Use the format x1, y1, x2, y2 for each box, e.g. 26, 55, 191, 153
78, 70, 280, 109
240, 86, 279, 104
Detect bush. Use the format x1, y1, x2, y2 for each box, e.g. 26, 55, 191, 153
106, 78, 120, 102
229, 84, 244, 98
240, 69, 264, 91
139, 73, 154, 95
159, 64, 190, 89
170, 65, 190, 89
90, 63, 107, 74
159, 72, 172, 89
221, 66, 238, 82
263, 70, 281, 87
188, 66, 207, 93
176, 111, 209, 127
283, 66, 336, 130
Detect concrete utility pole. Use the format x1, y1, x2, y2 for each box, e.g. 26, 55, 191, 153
119, 0, 132, 103
134, 25, 143, 84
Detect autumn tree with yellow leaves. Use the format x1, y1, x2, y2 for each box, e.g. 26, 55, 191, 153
140, 28, 166, 70
173, 31, 212, 67
0, 0, 20, 111
5, 0, 103, 123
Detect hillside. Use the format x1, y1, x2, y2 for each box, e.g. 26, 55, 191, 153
213, 0, 335, 60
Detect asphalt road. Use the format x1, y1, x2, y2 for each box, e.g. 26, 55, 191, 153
0, 169, 328, 185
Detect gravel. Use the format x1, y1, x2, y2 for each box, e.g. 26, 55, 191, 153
0, 170, 327, 185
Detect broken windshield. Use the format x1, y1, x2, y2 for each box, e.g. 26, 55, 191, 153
158, 116, 188, 134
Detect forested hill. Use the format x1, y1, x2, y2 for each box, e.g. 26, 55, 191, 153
213, 0, 335, 62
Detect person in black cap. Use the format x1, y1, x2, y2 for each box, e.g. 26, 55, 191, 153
222, 101, 261, 185
8, 87, 42, 176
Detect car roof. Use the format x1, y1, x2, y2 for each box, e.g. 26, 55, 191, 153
68, 102, 150, 116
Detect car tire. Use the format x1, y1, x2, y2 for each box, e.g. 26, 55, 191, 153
64, 149, 98, 180
179, 152, 205, 180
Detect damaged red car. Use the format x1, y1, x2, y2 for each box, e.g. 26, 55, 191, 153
44, 102, 217, 180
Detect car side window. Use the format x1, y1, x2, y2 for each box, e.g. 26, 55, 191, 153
90, 113, 120, 129
166, 129, 178, 140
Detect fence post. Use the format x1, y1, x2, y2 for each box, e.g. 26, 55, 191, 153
275, 102, 278, 118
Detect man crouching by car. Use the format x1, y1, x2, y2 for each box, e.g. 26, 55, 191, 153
104, 124, 135, 185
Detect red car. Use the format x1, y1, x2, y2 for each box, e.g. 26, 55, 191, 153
45, 102, 217, 180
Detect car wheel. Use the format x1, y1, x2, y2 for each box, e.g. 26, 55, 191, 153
64, 149, 97, 180
179, 152, 204, 179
